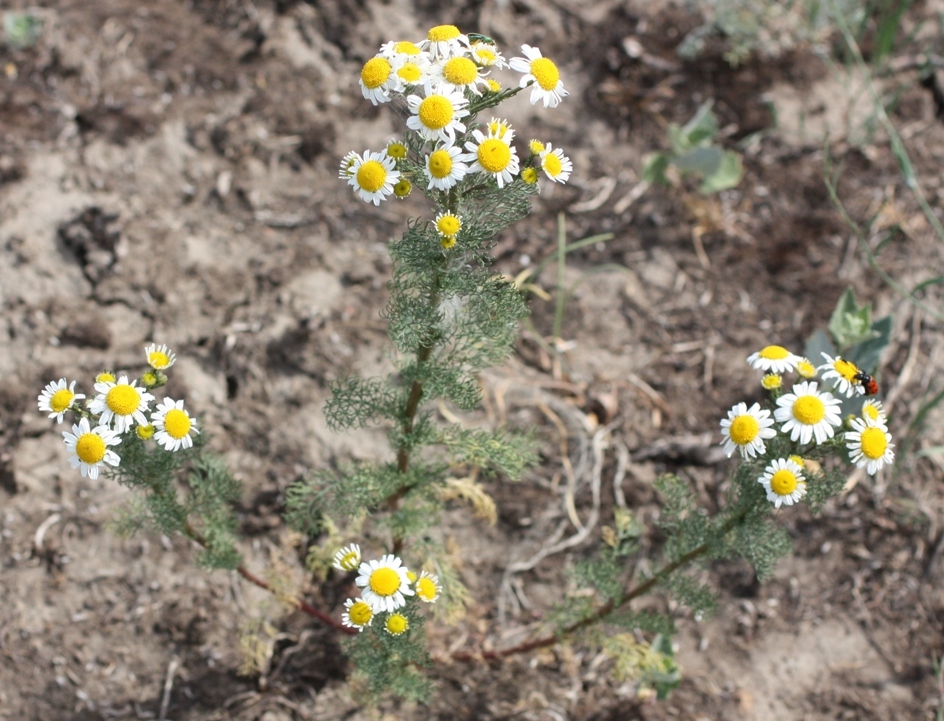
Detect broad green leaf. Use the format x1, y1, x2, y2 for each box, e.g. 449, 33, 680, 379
674, 146, 723, 176
699, 151, 743, 193
642, 152, 671, 185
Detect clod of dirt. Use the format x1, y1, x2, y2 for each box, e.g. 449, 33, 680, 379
57, 207, 122, 286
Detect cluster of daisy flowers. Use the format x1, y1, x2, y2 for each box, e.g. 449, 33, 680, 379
720, 345, 895, 509
332, 544, 441, 636
341, 25, 572, 246
37, 344, 200, 479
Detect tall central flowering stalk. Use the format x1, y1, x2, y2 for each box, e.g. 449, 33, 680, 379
284, 25, 572, 698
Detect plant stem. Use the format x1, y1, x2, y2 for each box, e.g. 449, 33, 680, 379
182, 522, 356, 635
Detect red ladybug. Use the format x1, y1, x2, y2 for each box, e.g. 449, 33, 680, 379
853, 371, 879, 396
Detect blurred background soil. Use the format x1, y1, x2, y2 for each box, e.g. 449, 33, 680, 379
2, 0, 944, 719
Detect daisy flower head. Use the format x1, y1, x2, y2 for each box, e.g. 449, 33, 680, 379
89, 375, 154, 434
393, 178, 412, 198
342, 597, 374, 631
485, 78, 501, 93
359, 55, 397, 105
758, 457, 807, 509
747, 345, 801, 374
414, 570, 441, 603
521, 167, 539, 185
333, 543, 362, 572
434, 211, 462, 242
424, 144, 469, 191
719, 402, 776, 459
379, 40, 424, 61
818, 354, 865, 398
441, 235, 457, 250
145, 343, 176, 370
509, 44, 569, 108
460, 127, 520, 189
470, 40, 506, 69
539, 143, 572, 184
485, 117, 514, 141
774, 381, 842, 445
355, 554, 414, 613
529, 139, 546, 155
338, 150, 361, 181
845, 417, 894, 475
405, 86, 469, 144
385, 612, 410, 636
62, 417, 121, 480
761, 373, 782, 391
348, 149, 401, 205
860, 398, 887, 426
38, 379, 85, 424
421, 24, 469, 60
96, 371, 116, 384
429, 55, 487, 95
796, 357, 817, 379
136, 424, 155, 440
152, 397, 199, 452
394, 59, 429, 88
386, 140, 408, 160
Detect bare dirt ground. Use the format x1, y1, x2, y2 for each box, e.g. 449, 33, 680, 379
3, 1, 944, 719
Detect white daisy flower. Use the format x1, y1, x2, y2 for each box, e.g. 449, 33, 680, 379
347, 149, 401, 205
333, 544, 362, 572
338, 150, 361, 180
747, 345, 802, 374
406, 86, 469, 145
424, 144, 469, 191
379, 40, 425, 61
392, 58, 430, 89
151, 397, 199, 452
796, 357, 818, 379
38, 378, 85, 424
538, 143, 572, 183
845, 417, 894, 475
89, 375, 154, 433
62, 417, 121, 480
355, 554, 414, 613
484, 117, 514, 142
341, 597, 374, 631
818, 354, 865, 398
509, 44, 569, 108
774, 381, 843, 445
719, 402, 777, 459
420, 24, 469, 60
428, 55, 488, 95
414, 570, 441, 603
860, 398, 888, 427
144, 343, 176, 370
460, 127, 520, 188
358, 55, 398, 105
434, 211, 462, 241
758, 458, 807, 508
384, 612, 410, 636
470, 41, 506, 69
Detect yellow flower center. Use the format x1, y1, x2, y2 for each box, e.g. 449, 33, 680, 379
487, 120, 509, 137
76, 433, 106, 464
339, 550, 359, 571
436, 215, 461, 237
860, 427, 888, 460
164, 409, 191, 439
428, 149, 453, 178
393, 179, 412, 198
443, 57, 478, 85
486, 78, 501, 92
797, 360, 816, 378
428, 24, 460, 42
542, 152, 562, 177
729, 415, 760, 445
835, 358, 859, 382
50, 388, 74, 413
397, 62, 423, 84
475, 47, 497, 65
349, 601, 373, 626
369, 567, 401, 597
356, 160, 387, 192
106, 385, 140, 416
360, 57, 391, 89
788, 455, 804, 468
387, 142, 407, 159
96, 372, 116, 383
418, 95, 454, 130
529, 140, 545, 154
770, 469, 798, 496
793, 395, 826, 425
761, 373, 782, 390
393, 41, 420, 55
441, 236, 457, 249
386, 613, 409, 635
148, 351, 170, 368
416, 577, 437, 601
137, 424, 156, 440
862, 404, 881, 421
477, 138, 511, 173
759, 345, 790, 360
521, 167, 538, 184
530, 57, 560, 90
